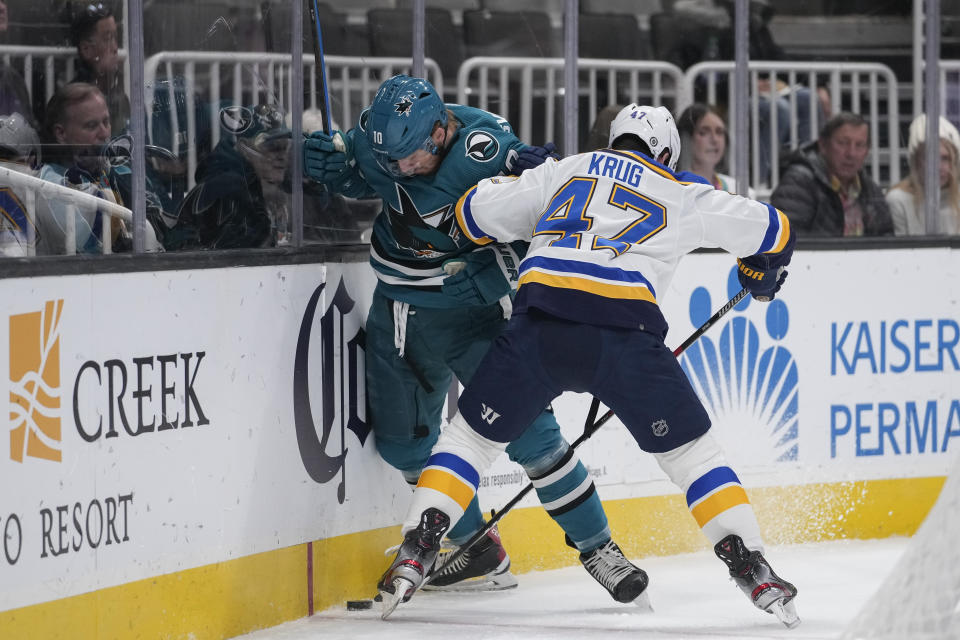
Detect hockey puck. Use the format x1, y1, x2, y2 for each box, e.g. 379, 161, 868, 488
346, 599, 374, 611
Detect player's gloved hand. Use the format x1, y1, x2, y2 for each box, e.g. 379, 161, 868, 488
514, 142, 559, 174
737, 256, 788, 302
303, 130, 351, 185
442, 244, 521, 306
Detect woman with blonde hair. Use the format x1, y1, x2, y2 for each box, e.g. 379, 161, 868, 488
886, 114, 960, 235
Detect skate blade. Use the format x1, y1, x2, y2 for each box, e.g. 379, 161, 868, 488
422, 570, 518, 592
379, 577, 414, 620
632, 590, 654, 613
769, 598, 800, 629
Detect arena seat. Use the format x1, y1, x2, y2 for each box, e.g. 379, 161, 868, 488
143, 1, 258, 54
576, 13, 650, 61
480, 0, 564, 28
367, 7, 464, 81
395, 0, 480, 26
262, 1, 363, 56
463, 9, 557, 58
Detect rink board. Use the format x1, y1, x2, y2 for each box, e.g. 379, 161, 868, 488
0, 247, 957, 639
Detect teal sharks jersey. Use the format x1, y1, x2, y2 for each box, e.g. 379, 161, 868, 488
340, 104, 528, 307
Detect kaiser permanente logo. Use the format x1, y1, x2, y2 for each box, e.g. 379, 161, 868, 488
9, 300, 64, 463
680, 267, 798, 462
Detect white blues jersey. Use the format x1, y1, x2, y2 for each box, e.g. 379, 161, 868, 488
454, 149, 792, 336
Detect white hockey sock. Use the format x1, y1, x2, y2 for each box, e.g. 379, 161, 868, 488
402, 412, 507, 534
654, 432, 764, 552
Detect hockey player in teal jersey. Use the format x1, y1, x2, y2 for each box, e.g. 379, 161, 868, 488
377, 104, 800, 627
302, 75, 645, 598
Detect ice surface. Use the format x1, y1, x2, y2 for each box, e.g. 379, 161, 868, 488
234, 538, 906, 640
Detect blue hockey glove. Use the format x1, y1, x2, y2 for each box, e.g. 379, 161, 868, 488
514, 142, 559, 174
442, 244, 522, 306
303, 130, 351, 186
737, 256, 788, 302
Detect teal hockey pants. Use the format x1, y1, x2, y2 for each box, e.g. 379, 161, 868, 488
366, 287, 610, 550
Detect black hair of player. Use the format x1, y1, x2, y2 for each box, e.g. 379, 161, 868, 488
610, 133, 653, 158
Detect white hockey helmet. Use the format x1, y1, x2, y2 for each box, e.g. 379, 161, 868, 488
0, 113, 40, 167
608, 104, 681, 171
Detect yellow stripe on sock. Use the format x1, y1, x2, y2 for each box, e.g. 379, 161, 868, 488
690, 485, 750, 528
417, 468, 477, 511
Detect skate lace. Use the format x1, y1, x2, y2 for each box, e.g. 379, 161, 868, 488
583, 542, 637, 592
434, 546, 471, 576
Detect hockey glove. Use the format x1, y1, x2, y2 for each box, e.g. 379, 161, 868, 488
441, 244, 522, 306
737, 256, 788, 302
303, 130, 351, 186
514, 142, 559, 174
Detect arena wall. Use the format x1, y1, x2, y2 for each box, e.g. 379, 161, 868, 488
0, 246, 956, 639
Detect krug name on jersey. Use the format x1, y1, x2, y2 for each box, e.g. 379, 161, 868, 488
587, 153, 645, 188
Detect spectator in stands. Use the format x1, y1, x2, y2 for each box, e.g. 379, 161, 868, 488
0, 112, 41, 256
69, 1, 129, 135
771, 112, 893, 237
886, 114, 960, 236
725, 0, 828, 183
0, 0, 33, 124
677, 102, 753, 196
168, 104, 285, 250
36, 82, 161, 254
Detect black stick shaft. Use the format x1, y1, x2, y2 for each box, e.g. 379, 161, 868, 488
672, 287, 748, 357
306, 0, 332, 135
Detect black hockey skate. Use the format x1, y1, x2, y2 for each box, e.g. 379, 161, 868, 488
422, 524, 518, 591
378, 508, 450, 619
579, 539, 651, 607
714, 534, 800, 629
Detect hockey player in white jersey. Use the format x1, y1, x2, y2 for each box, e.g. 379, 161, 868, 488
378, 104, 800, 628
0, 113, 40, 256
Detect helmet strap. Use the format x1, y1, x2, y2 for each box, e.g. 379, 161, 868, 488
424, 122, 447, 156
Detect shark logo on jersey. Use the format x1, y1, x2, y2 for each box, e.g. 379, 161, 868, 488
394, 96, 414, 116
219, 105, 253, 134
465, 131, 499, 162
680, 267, 799, 461
103, 134, 133, 167
385, 184, 458, 258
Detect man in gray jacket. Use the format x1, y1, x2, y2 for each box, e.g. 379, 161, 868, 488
771, 112, 893, 237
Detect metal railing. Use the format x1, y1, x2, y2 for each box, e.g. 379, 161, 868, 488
1, 46, 79, 109
456, 57, 685, 148
0, 45, 130, 112
1, 47, 929, 243
682, 61, 901, 194
0, 165, 133, 256
143, 52, 443, 187
941, 60, 960, 127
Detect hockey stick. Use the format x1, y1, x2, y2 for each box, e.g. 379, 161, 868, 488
424, 286, 749, 584
305, 0, 332, 135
